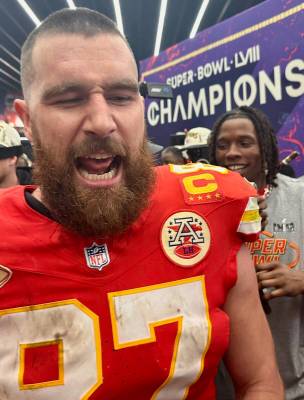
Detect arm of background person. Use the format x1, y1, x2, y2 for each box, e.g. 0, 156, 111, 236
256, 261, 304, 298
223, 244, 284, 400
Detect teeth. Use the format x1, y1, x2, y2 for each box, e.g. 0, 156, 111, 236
79, 167, 116, 181
228, 165, 245, 171
84, 154, 112, 160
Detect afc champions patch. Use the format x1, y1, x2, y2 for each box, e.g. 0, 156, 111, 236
84, 242, 110, 271
161, 211, 211, 267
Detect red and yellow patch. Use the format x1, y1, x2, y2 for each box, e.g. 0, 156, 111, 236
168, 163, 226, 205
161, 211, 211, 267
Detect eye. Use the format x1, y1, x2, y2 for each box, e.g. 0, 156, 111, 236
55, 97, 85, 106
108, 95, 134, 105
240, 140, 254, 148
216, 142, 228, 150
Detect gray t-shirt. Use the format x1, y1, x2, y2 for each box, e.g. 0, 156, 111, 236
258, 174, 304, 400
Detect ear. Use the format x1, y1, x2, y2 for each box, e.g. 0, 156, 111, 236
7, 156, 17, 167
14, 99, 33, 142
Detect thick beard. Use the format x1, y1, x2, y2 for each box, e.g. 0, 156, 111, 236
31, 130, 155, 237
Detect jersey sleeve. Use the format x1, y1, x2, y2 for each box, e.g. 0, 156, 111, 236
237, 196, 261, 242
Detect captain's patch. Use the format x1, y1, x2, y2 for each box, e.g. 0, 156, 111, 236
161, 211, 210, 267
180, 173, 224, 205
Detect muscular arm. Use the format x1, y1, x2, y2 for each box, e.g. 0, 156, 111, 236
223, 244, 283, 400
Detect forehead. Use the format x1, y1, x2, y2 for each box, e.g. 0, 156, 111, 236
31, 32, 138, 90
217, 117, 257, 140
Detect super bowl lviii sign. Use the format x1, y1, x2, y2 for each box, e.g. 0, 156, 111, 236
140, 0, 304, 176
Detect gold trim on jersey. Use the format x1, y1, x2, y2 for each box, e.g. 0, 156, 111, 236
19, 339, 64, 390
0, 299, 102, 397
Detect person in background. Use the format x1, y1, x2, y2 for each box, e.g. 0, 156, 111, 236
0, 8, 283, 399
16, 147, 33, 185
0, 120, 24, 188
209, 105, 304, 400
148, 140, 164, 165
178, 126, 211, 163
161, 145, 186, 164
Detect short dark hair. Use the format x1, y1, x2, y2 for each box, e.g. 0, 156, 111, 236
161, 146, 185, 165
21, 7, 130, 99
209, 106, 279, 187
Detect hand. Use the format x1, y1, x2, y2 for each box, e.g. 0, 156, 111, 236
256, 262, 304, 299
257, 195, 268, 230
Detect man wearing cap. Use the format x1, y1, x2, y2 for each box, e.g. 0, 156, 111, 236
176, 127, 211, 163
0, 121, 23, 188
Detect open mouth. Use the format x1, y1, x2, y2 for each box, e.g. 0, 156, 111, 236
75, 153, 122, 183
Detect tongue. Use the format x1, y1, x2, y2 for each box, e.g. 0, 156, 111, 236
78, 157, 113, 174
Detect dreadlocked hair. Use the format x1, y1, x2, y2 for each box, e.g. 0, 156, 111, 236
209, 106, 279, 187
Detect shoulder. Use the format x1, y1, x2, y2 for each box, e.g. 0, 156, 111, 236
0, 185, 23, 202
0, 185, 34, 211
273, 173, 304, 196
155, 163, 257, 200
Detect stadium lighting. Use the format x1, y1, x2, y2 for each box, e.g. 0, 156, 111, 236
189, 0, 210, 39
16, 0, 41, 26
66, 0, 77, 9
154, 0, 168, 56
0, 58, 20, 75
113, 0, 124, 36
0, 68, 20, 84
0, 76, 18, 90
0, 45, 20, 63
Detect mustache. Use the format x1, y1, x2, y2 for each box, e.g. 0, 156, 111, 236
71, 136, 127, 158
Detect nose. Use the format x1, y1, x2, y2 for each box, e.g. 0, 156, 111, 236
225, 143, 242, 159
83, 94, 117, 138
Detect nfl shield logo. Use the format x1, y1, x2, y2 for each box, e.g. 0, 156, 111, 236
84, 242, 110, 271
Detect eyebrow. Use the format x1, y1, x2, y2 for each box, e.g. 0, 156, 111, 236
216, 134, 257, 145
41, 83, 86, 102
104, 79, 139, 93
41, 79, 139, 102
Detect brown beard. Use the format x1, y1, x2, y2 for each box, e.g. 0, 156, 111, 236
31, 129, 155, 237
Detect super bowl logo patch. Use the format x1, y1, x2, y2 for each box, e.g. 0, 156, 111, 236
161, 211, 210, 267
84, 242, 110, 271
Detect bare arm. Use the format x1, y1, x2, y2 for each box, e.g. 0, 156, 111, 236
223, 244, 284, 400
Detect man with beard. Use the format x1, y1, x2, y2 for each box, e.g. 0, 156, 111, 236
0, 8, 282, 400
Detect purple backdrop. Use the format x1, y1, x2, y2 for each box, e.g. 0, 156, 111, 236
140, 0, 304, 176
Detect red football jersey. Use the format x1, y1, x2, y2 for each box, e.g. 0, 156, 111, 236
0, 163, 259, 399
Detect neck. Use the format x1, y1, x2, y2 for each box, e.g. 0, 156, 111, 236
32, 187, 43, 202
0, 173, 19, 188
